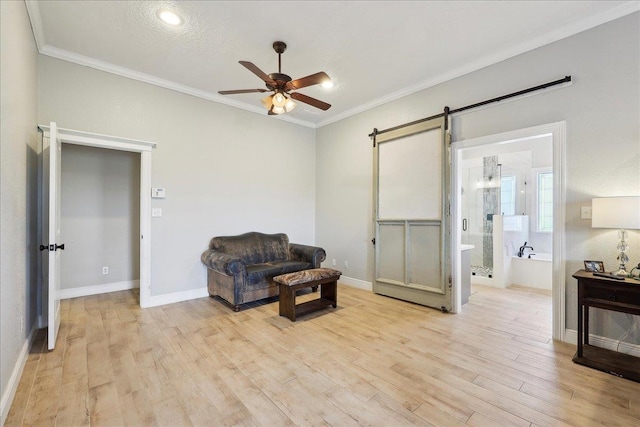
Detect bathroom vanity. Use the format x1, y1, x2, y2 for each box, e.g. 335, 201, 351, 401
461, 244, 474, 304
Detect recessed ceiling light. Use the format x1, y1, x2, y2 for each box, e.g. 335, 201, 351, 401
158, 10, 182, 26
321, 80, 334, 89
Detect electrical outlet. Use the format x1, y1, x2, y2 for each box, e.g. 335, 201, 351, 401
344, 261, 349, 268
332, 259, 336, 266
102, 266, 109, 275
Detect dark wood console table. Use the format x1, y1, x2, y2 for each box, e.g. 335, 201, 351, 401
573, 270, 640, 382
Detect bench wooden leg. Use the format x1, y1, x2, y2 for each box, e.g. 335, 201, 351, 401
279, 284, 296, 321
321, 280, 337, 308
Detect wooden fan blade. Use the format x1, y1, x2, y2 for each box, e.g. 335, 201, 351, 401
239, 61, 276, 85
288, 72, 330, 90
290, 92, 331, 111
218, 89, 268, 95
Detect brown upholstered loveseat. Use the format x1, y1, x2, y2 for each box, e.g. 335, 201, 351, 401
201, 232, 326, 311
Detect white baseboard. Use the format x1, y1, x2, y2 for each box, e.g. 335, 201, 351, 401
339, 275, 372, 291
1, 325, 37, 426
564, 328, 640, 357
59, 280, 140, 300
146, 287, 209, 308
145, 277, 371, 309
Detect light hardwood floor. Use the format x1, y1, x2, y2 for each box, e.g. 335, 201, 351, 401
5, 284, 640, 426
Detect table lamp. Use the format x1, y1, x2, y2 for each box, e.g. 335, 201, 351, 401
592, 196, 640, 276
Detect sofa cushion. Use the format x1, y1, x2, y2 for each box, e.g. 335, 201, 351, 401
271, 260, 312, 274
210, 232, 289, 264
246, 261, 311, 286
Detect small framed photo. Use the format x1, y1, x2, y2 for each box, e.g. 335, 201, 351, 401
584, 260, 605, 273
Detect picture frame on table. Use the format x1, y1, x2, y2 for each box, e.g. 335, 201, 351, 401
584, 260, 605, 273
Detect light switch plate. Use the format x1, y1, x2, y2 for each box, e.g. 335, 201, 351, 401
581, 206, 592, 219
151, 188, 166, 199
151, 208, 162, 217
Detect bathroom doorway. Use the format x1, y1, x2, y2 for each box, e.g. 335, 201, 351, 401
452, 122, 566, 341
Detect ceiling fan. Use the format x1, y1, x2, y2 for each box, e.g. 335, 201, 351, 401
218, 41, 332, 115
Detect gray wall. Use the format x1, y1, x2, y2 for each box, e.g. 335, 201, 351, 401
316, 14, 640, 338
37, 56, 317, 296
61, 145, 140, 289
0, 0, 39, 415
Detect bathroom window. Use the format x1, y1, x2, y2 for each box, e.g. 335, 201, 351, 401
537, 171, 553, 232
500, 176, 516, 215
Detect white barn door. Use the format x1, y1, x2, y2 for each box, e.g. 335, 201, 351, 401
373, 116, 452, 312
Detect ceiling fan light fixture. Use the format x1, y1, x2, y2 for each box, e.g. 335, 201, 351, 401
157, 10, 182, 26
261, 95, 273, 109
271, 105, 286, 115
272, 92, 286, 108
284, 98, 297, 112
321, 80, 334, 89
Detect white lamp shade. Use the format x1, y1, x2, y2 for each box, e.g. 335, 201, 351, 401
272, 92, 286, 107
284, 98, 296, 112
271, 105, 285, 115
592, 196, 640, 229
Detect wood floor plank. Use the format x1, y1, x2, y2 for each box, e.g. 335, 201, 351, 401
7, 284, 640, 426
56, 380, 90, 427
88, 382, 125, 427
118, 389, 159, 427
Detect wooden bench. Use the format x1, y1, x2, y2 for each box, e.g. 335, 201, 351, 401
274, 268, 341, 321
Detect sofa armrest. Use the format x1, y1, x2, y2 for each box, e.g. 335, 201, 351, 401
201, 250, 245, 276
289, 243, 326, 268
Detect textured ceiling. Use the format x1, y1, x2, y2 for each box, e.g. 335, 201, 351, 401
27, 1, 639, 127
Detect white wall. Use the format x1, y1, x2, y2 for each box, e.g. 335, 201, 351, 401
0, 0, 39, 421
38, 56, 317, 296
316, 13, 640, 339
61, 144, 140, 289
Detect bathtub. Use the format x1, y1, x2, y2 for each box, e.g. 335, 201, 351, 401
510, 252, 552, 290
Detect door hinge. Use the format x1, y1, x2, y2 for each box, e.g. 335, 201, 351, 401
371, 237, 376, 245
448, 275, 452, 285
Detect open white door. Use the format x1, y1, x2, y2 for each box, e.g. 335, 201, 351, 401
45, 122, 62, 350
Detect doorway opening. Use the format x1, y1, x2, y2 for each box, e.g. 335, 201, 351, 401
59, 144, 141, 300
39, 123, 155, 350
452, 122, 566, 341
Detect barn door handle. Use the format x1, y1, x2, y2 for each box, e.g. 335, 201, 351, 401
39, 244, 49, 251
55, 243, 65, 251
462, 218, 468, 231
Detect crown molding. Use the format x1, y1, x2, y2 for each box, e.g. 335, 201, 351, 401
38, 45, 316, 128
24, 0, 45, 51
25, 0, 639, 130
